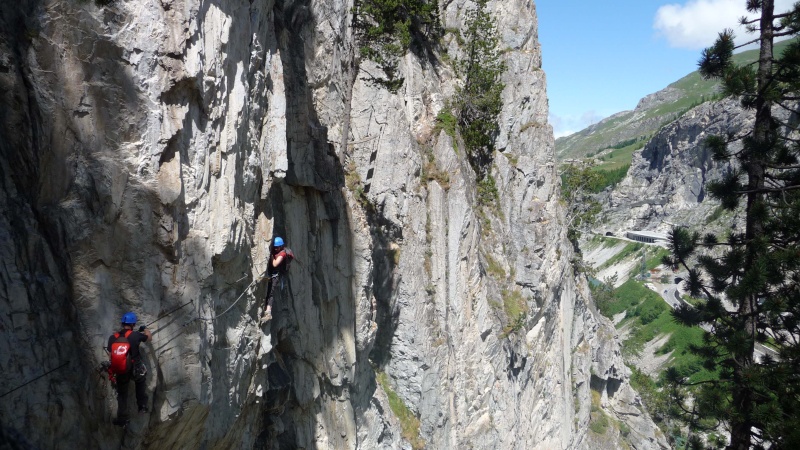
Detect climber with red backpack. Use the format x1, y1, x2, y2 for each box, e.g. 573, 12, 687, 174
107, 312, 151, 426
260, 236, 294, 323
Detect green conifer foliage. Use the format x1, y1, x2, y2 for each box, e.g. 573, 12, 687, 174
454, 0, 505, 178
664, 1, 800, 448
560, 164, 602, 245
353, 0, 440, 92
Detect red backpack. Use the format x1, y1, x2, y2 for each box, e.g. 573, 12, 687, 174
283, 248, 294, 271
109, 330, 133, 375
269, 248, 295, 275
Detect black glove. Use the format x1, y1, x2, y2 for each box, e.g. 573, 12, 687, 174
138, 325, 146, 332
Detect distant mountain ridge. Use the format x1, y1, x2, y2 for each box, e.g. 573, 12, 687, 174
555, 40, 794, 162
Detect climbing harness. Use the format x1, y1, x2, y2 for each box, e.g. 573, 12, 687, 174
132, 361, 147, 381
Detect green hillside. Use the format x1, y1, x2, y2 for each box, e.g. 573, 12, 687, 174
555, 39, 795, 163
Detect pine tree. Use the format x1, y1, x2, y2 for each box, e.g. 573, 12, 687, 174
664, 1, 800, 448
455, 0, 505, 179
352, 0, 440, 92
560, 163, 602, 246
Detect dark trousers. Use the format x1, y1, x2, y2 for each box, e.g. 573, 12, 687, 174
264, 274, 279, 310
115, 372, 147, 419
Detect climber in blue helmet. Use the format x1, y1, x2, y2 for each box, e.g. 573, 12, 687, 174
107, 312, 152, 426
261, 236, 294, 323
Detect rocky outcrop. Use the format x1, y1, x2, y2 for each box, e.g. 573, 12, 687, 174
0, 0, 664, 448
596, 97, 752, 234
635, 87, 683, 111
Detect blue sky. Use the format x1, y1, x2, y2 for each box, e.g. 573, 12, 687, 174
537, 0, 795, 138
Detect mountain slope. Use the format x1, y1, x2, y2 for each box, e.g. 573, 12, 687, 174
556, 40, 794, 162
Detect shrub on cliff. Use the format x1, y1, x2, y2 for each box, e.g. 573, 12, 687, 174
353, 0, 441, 92
453, 0, 505, 179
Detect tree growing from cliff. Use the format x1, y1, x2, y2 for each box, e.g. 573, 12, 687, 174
352, 0, 441, 92
560, 163, 602, 247
664, 1, 800, 448
454, 0, 505, 179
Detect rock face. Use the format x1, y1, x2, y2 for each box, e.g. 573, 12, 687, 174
597, 97, 755, 234
0, 0, 665, 449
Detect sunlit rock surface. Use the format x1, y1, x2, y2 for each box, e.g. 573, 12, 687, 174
598, 97, 762, 234
0, 0, 665, 448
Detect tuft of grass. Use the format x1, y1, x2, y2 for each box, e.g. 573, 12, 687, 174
478, 208, 492, 235
423, 249, 433, 278
420, 147, 451, 190
502, 289, 526, 321
435, 109, 458, 140
377, 372, 425, 449
505, 152, 519, 166
345, 160, 369, 206
618, 420, 631, 437
588, 390, 610, 434
589, 414, 609, 434
477, 174, 499, 206
500, 288, 527, 337
519, 120, 543, 133
590, 389, 601, 412
484, 252, 506, 279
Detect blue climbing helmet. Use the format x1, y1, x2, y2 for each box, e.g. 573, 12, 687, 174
121, 312, 138, 325
274, 236, 284, 247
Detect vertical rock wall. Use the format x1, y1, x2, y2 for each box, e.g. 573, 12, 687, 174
599, 97, 748, 233
0, 0, 666, 449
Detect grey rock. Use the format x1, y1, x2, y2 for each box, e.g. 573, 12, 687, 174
597, 97, 763, 234
0, 0, 663, 448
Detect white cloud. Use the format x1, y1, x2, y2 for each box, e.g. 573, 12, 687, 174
550, 111, 606, 139
654, 0, 795, 50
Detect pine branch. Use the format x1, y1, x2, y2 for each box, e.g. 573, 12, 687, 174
734, 184, 800, 194
773, 101, 799, 116
764, 177, 786, 189
681, 378, 722, 387
776, 134, 800, 143
765, 162, 800, 169
671, 241, 724, 306
734, 36, 762, 49
705, 133, 749, 158
777, 315, 800, 345
741, 16, 760, 25
700, 241, 737, 247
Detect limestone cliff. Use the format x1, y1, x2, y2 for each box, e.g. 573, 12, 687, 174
594, 96, 795, 234
0, 0, 664, 448
594, 98, 743, 234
